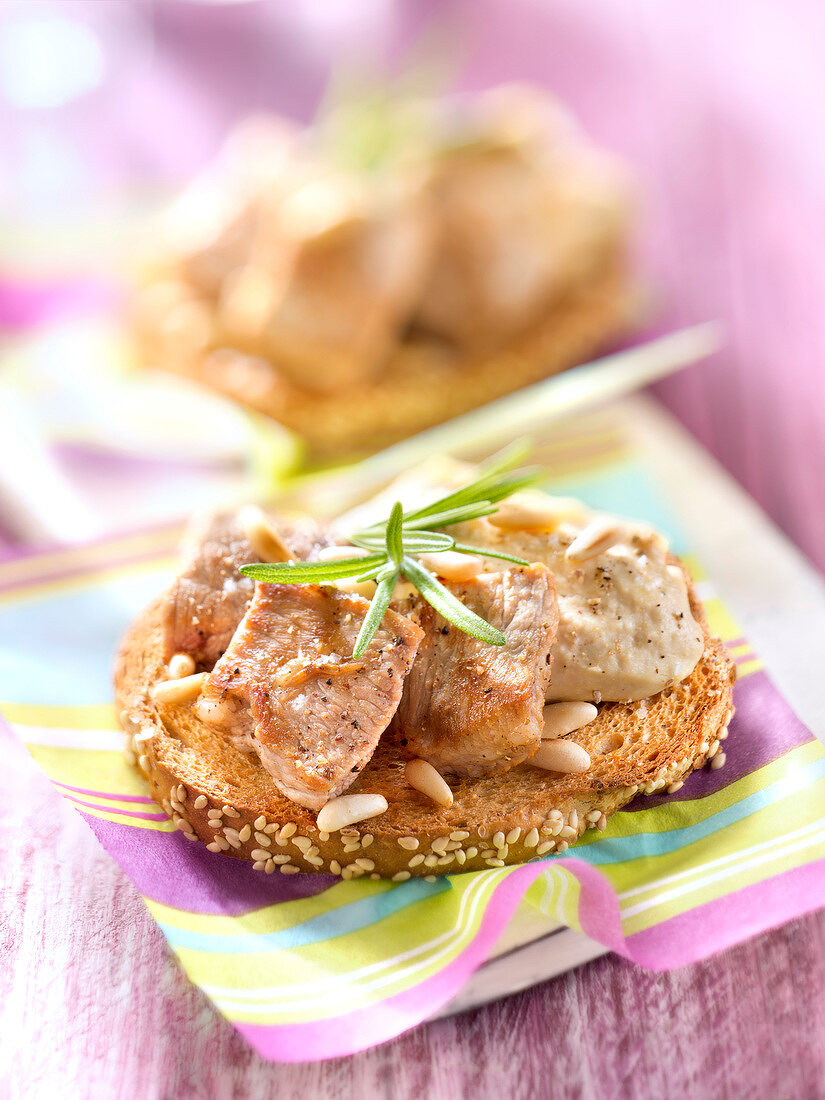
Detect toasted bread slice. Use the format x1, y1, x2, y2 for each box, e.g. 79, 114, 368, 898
137, 256, 631, 459
114, 572, 734, 880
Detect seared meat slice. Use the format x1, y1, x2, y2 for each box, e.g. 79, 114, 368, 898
196, 584, 423, 810
394, 564, 559, 778
163, 512, 334, 667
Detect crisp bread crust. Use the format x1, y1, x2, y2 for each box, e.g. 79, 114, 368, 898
113, 568, 735, 880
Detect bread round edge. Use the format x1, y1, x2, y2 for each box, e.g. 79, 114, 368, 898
113, 573, 736, 881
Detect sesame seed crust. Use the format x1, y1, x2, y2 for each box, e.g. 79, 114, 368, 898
114, 588, 734, 879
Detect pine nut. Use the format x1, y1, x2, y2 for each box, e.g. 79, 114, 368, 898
418, 551, 483, 583
541, 701, 598, 740
330, 576, 378, 599
489, 492, 584, 532
238, 505, 292, 563
405, 759, 454, 808
168, 653, 196, 679
316, 544, 370, 561
316, 793, 389, 833
151, 672, 206, 706
195, 697, 232, 725
531, 740, 591, 774
565, 518, 621, 563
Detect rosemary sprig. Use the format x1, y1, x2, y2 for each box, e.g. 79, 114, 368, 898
240, 444, 539, 658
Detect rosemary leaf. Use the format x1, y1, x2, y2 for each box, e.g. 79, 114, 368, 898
241, 554, 383, 583
401, 555, 506, 646
352, 573, 398, 658
385, 501, 404, 567
352, 530, 454, 553
452, 543, 530, 565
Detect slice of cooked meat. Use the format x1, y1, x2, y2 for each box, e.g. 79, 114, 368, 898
394, 564, 559, 778
195, 583, 423, 810
163, 511, 335, 667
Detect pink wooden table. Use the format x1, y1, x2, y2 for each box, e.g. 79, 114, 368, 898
3, 2, 825, 1096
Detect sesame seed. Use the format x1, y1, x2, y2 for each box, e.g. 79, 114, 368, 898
436, 854, 454, 866
330, 860, 342, 875
477, 827, 490, 839
597, 814, 607, 830
279, 823, 297, 839
560, 825, 576, 840
536, 841, 555, 856
170, 800, 185, 815
194, 795, 208, 811
293, 836, 312, 853
392, 871, 411, 882
455, 850, 467, 865
206, 842, 222, 853
272, 854, 292, 865
223, 805, 240, 818
408, 854, 426, 867
370, 873, 381, 881
253, 861, 266, 872
506, 828, 521, 845
207, 809, 223, 820
524, 828, 540, 848
568, 811, 579, 831
431, 837, 450, 853
319, 831, 331, 842
183, 831, 198, 842
444, 840, 462, 852
254, 815, 267, 831
361, 834, 374, 848
667, 780, 684, 794
711, 752, 727, 771
549, 820, 564, 837
486, 858, 505, 867
306, 855, 324, 868
355, 858, 375, 871
465, 847, 479, 859
138, 754, 149, 773
281, 865, 300, 875
251, 849, 271, 861
223, 832, 241, 850
264, 823, 279, 834
424, 875, 437, 883
450, 831, 470, 841
424, 855, 439, 868
586, 810, 601, 823
343, 843, 360, 853
557, 840, 569, 853
214, 836, 230, 851
254, 831, 271, 847
492, 831, 506, 849
341, 868, 353, 880
398, 836, 419, 851
238, 824, 252, 843
265, 859, 276, 874
481, 850, 496, 859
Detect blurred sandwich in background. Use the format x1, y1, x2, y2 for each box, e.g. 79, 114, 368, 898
134, 83, 635, 459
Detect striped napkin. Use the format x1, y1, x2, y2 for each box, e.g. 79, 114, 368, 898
1, 411, 823, 1062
